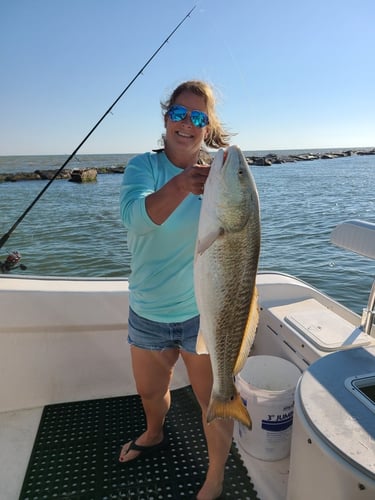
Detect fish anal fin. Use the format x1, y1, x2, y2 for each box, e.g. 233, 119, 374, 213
196, 329, 209, 354
207, 390, 252, 429
233, 287, 259, 375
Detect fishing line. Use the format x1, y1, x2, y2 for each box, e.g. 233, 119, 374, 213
0, 5, 196, 250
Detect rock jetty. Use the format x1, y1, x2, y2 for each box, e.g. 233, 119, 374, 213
245, 148, 375, 166
69, 168, 98, 183
0, 166, 125, 183
0, 149, 373, 182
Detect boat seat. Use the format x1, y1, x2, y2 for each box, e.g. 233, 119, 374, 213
330, 219, 375, 260
331, 220, 375, 336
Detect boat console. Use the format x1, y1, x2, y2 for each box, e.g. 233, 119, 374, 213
286, 220, 375, 499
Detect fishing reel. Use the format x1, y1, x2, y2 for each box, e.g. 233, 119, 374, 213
0, 251, 27, 273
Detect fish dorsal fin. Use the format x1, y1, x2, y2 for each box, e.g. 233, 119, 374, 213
233, 287, 259, 375
197, 227, 224, 255
196, 329, 209, 354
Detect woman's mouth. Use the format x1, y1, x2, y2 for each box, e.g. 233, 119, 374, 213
176, 131, 193, 138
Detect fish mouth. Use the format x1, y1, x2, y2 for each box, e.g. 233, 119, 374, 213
212, 145, 242, 174
222, 146, 244, 169
213, 148, 227, 170
217, 148, 230, 171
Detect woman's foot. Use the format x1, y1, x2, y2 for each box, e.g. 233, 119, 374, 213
196, 478, 223, 500
118, 431, 167, 463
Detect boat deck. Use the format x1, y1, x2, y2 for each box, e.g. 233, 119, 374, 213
0, 389, 290, 500
0, 407, 42, 500
19, 386, 258, 499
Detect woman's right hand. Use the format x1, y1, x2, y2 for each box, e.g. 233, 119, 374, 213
145, 164, 211, 225
176, 164, 211, 196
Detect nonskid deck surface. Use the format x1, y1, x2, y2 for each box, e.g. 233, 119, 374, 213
19, 386, 259, 500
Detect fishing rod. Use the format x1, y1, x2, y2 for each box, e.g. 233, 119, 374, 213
0, 5, 196, 251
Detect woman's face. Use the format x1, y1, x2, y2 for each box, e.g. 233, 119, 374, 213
164, 91, 209, 157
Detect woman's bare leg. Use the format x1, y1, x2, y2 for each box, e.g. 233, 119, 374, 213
119, 345, 180, 462
181, 351, 234, 500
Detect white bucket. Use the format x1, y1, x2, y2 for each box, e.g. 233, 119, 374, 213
236, 355, 301, 461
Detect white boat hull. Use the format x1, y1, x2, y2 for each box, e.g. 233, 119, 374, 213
0, 251, 374, 499
0, 277, 189, 413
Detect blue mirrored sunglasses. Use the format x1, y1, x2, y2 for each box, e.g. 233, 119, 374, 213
167, 104, 209, 128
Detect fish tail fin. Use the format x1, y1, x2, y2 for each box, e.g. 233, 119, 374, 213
207, 391, 252, 429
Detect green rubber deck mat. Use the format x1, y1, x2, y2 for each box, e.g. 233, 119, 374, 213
19, 386, 259, 499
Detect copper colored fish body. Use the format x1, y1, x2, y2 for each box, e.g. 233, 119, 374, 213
194, 145, 261, 429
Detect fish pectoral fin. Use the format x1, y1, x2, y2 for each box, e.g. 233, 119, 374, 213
207, 391, 252, 429
196, 329, 209, 354
197, 227, 224, 255
233, 286, 259, 375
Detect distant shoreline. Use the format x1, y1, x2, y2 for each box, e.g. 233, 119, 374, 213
0, 148, 374, 182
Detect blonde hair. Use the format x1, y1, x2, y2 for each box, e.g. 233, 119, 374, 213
161, 80, 232, 149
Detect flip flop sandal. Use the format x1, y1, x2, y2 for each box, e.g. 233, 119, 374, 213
119, 435, 169, 465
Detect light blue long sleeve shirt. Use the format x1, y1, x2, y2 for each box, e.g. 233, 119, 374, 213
119, 151, 201, 322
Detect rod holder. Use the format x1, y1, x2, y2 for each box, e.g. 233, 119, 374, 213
360, 280, 375, 336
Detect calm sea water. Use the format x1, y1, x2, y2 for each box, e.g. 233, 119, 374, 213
0, 151, 374, 315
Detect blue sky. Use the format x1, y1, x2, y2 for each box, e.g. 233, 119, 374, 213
1, 0, 374, 155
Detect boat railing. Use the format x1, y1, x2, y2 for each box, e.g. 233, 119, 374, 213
331, 219, 375, 336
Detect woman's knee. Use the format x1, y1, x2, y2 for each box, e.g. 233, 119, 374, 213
131, 346, 178, 398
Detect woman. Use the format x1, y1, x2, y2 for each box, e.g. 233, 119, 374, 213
119, 80, 232, 500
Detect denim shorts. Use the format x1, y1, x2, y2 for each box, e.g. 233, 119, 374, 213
127, 307, 199, 353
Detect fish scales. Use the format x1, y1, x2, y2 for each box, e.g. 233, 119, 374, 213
194, 145, 261, 429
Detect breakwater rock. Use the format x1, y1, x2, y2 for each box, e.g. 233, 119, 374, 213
245, 148, 375, 166
0, 149, 374, 182
0, 166, 125, 183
